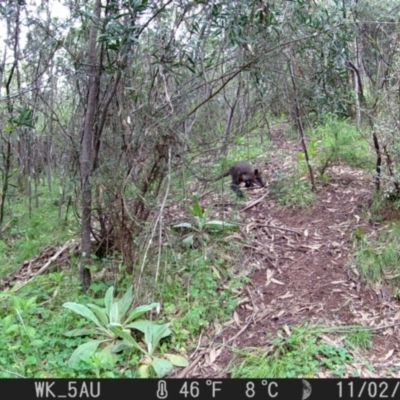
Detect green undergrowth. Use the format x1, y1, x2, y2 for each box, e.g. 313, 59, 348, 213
0, 180, 77, 278
269, 117, 372, 208
229, 324, 376, 378
160, 248, 246, 344
269, 172, 316, 208
367, 192, 400, 223
0, 189, 247, 378
0, 244, 245, 377
285, 116, 372, 180
349, 222, 400, 287
164, 197, 247, 341
227, 135, 269, 164
0, 274, 91, 378
309, 116, 372, 174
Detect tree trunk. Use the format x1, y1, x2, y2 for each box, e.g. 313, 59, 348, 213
288, 53, 316, 192
80, 0, 101, 292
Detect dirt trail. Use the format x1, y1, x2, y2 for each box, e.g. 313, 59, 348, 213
177, 123, 400, 378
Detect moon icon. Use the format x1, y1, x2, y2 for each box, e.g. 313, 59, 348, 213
302, 379, 312, 400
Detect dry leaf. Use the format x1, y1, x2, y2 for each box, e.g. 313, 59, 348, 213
384, 349, 394, 360
233, 311, 242, 327
301, 244, 322, 250
265, 269, 275, 287
283, 325, 291, 335
211, 266, 221, 278
271, 278, 285, 285
279, 291, 293, 299
266, 268, 274, 278
209, 348, 222, 364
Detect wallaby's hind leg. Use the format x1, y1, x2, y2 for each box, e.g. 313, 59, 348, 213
230, 183, 244, 198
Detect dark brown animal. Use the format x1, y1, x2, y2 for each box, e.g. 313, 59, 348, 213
196, 161, 265, 197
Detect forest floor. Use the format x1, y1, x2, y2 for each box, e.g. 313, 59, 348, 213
175, 123, 400, 378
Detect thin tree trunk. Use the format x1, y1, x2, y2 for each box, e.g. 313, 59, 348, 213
217, 78, 241, 158
0, 141, 11, 233
288, 55, 316, 191
354, 37, 361, 129
80, 0, 101, 292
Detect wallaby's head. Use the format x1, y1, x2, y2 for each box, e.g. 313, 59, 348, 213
253, 169, 265, 187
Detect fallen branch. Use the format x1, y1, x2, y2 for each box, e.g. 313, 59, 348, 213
256, 224, 303, 235
241, 190, 269, 212
11, 239, 78, 292
176, 353, 205, 378
220, 322, 252, 346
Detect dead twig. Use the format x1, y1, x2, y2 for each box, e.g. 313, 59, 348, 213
241, 190, 269, 212
246, 286, 258, 325
0, 367, 26, 378
220, 322, 252, 346
176, 353, 205, 378
257, 224, 303, 234
198, 189, 215, 200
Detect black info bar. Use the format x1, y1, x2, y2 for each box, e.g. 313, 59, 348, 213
1, 378, 399, 400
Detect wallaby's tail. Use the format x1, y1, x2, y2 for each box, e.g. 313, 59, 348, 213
196, 170, 230, 183
183, 161, 230, 183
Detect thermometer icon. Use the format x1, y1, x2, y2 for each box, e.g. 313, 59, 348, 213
157, 380, 168, 399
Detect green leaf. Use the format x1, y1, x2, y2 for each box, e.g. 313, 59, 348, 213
151, 357, 173, 378
25, 326, 36, 337
110, 341, 132, 353
26, 355, 37, 365
99, 343, 118, 363
63, 328, 99, 337
193, 216, 203, 229
109, 302, 119, 324
138, 364, 150, 378
117, 286, 134, 320
63, 302, 103, 329
145, 323, 168, 355
202, 206, 211, 220
68, 340, 105, 366
185, 64, 196, 73
189, 197, 203, 217
164, 353, 189, 367
204, 221, 238, 230
129, 320, 171, 355
125, 303, 160, 324
108, 322, 123, 328
182, 235, 194, 247
108, 326, 145, 354
31, 339, 44, 347
5, 324, 19, 335
104, 286, 114, 314
87, 304, 109, 326
127, 320, 171, 338
172, 222, 193, 230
